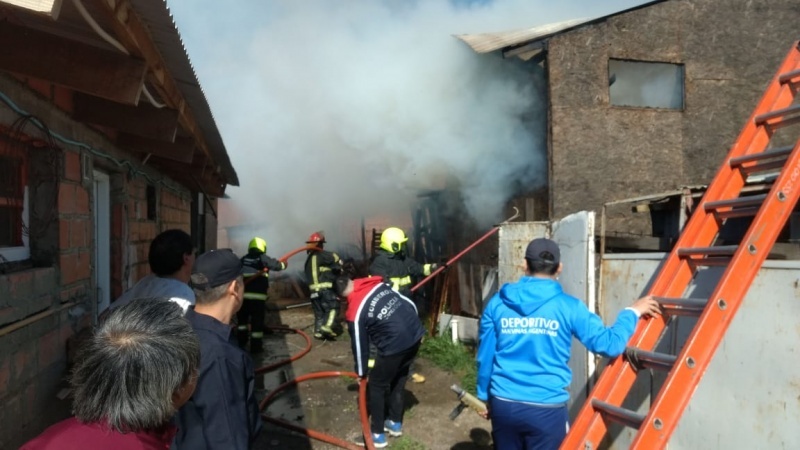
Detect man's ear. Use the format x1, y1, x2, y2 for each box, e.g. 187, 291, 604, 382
556, 263, 563, 277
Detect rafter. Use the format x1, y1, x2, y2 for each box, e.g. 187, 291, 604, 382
73, 92, 178, 141
0, 21, 146, 104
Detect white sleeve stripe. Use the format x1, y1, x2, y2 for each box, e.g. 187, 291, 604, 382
353, 283, 384, 375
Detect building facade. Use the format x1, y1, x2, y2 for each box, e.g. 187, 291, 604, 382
0, 1, 238, 447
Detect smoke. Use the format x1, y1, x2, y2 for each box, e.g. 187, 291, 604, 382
169, 0, 646, 255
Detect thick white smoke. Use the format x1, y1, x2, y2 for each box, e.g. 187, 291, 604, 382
169, 0, 646, 255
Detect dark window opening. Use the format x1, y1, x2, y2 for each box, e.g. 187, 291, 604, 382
609, 59, 684, 110
146, 185, 157, 221
0, 153, 26, 248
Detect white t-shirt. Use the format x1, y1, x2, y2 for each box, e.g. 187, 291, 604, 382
110, 274, 195, 313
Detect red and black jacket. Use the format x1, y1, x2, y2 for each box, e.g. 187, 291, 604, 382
345, 277, 425, 377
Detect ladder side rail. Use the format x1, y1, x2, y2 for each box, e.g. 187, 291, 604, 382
561, 42, 800, 450
631, 139, 800, 449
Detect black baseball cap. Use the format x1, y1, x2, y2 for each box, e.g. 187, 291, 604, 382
525, 238, 560, 265
191, 249, 243, 290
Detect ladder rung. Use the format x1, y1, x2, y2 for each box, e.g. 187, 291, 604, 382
704, 194, 766, 212
625, 347, 677, 372
754, 104, 800, 126
778, 68, 800, 84
677, 245, 738, 257
591, 400, 645, 429
713, 207, 761, 220
688, 257, 732, 267
655, 297, 708, 316
729, 146, 793, 168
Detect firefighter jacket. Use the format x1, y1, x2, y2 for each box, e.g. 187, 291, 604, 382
345, 277, 425, 377
369, 248, 434, 296
241, 252, 286, 301
304, 249, 342, 293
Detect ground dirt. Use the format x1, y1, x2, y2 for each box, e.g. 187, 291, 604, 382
251, 298, 493, 450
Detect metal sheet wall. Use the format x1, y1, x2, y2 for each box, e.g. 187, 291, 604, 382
599, 254, 800, 449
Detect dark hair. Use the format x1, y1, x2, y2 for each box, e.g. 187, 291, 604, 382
334, 276, 352, 297
525, 256, 559, 276
71, 298, 200, 432
148, 229, 193, 276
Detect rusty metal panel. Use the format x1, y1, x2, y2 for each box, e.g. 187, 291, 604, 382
600, 255, 800, 448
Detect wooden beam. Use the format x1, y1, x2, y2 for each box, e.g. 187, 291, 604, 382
118, 134, 194, 163
73, 93, 178, 142
98, 0, 213, 161
0, 21, 146, 104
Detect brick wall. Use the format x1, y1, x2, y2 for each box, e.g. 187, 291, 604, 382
0, 75, 199, 447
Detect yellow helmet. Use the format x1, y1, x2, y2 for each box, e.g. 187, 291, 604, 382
248, 237, 267, 254
380, 227, 408, 253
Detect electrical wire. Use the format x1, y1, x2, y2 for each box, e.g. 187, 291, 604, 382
0, 90, 186, 196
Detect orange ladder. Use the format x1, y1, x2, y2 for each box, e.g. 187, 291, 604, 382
562, 41, 800, 449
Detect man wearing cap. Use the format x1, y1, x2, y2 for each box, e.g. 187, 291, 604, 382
475, 238, 661, 450
172, 249, 262, 450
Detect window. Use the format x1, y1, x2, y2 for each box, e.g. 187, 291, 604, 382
146, 185, 157, 221
0, 145, 29, 262
609, 59, 684, 110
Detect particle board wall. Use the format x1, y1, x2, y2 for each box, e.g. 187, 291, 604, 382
546, 0, 800, 223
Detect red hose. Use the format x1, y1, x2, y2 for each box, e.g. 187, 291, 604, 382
258, 326, 373, 450
254, 327, 312, 375
245, 245, 321, 286
411, 206, 520, 293
410, 226, 501, 293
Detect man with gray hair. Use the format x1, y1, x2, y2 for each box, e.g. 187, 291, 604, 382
21, 298, 200, 449
172, 248, 263, 449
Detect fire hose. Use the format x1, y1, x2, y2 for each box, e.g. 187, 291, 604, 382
410, 206, 520, 293
255, 208, 520, 449
254, 249, 374, 449
256, 326, 373, 450
244, 245, 321, 286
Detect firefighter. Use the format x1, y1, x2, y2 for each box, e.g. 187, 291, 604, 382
304, 231, 344, 340
238, 237, 287, 353
369, 227, 438, 300
369, 227, 438, 383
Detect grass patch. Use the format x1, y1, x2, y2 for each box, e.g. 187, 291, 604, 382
389, 435, 427, 450
418, 335, 477, 393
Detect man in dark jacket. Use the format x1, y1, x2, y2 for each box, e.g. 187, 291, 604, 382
304, 231, 343, 340
239, 237, 287, 353
173, 249, 262, 450
337, 275, 424, 448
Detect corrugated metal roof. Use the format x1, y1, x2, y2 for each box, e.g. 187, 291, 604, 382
455, 18, 591, 54
455, 0, 669, 55
128, 0, 239, 187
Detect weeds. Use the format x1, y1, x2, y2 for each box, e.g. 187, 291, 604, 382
389, 435, 427, 450
418, 335, 477, 393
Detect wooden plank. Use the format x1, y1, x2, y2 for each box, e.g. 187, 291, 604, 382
73, 93, 178, 142
0, 21, 146, 104
118, 134, 194, 163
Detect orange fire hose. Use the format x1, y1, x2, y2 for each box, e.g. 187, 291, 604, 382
244, 245, 321, 286
257, 326, 374, 450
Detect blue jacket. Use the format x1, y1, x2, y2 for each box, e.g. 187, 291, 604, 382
476, 276, 638, 404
